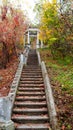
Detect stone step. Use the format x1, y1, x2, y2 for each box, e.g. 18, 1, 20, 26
27, 60, 38, 62
17, 91, 45, 96
23, 66, 40, 68
21, 73, 42, 76
20, 78, 43, 81
27, 58, 38, 60
20, 80, 44, 84
22, 72, 42, 74
15, 123, 50, 130
27, 57, 37, 58
22, 70, 42, 73
12, 115, 49, 124
22, 70, 41, 73
14, 101, 47, 108
21, 75, 42, 78
27, 59, 38, 60
13, 108, 47, 115
19, 84, 44, 87
22, 67, 41, 70
18, 87, 44, 92
23, 68, 41, 71
15, 96, 46, 102
27, 64, 39, 65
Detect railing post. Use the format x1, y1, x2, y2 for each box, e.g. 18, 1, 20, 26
0, 97, 15, 130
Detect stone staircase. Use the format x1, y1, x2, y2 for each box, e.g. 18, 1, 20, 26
12, 49, 50, 130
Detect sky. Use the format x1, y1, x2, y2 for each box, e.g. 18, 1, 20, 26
0, 0, 55, 24
0, 0, 39, 23
11, 0, 37, 23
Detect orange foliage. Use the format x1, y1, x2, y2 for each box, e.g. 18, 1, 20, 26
0, 5, 28, 68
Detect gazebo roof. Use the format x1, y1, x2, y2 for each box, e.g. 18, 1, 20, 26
24, 28, 40, 37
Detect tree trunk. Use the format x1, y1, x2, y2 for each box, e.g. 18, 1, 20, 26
2, 42, 10, 68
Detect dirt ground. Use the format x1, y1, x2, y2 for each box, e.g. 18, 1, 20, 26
0, 57, 18, 97
47, 67, 73, 130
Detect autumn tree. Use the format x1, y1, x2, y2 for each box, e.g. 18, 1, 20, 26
35, 0, 73, 61
0, 3, 28, 68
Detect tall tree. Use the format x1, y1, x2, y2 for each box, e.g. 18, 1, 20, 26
35, 0, 73, 59
0, 3, 28, 68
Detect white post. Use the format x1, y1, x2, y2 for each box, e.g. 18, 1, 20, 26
41, 40, 43, 48
28, 31, 30, 44
36, 31, 39, 48
24, 35, 25, 47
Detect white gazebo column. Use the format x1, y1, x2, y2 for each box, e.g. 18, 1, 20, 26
36, 32, 39, 48
41, 40, 43, 48
27, 31, 30, 44
24, 35, 26, 47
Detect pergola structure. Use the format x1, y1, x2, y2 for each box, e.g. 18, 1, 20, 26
24, 28, 43, 48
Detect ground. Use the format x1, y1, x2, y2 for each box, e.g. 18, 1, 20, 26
0, 57, 18, 97
47, 67, 73, 130
39, 48, 73, 130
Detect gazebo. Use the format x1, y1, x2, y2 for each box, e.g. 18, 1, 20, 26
24, 28, 43, 49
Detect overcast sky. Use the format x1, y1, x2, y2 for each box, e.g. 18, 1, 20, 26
12, 0, 37, 22
0, 0, 54, 24
0, 0, 39, 23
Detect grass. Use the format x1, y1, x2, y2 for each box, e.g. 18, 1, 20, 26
39, 47, 73, 95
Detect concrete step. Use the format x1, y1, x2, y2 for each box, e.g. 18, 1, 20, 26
14, 101, 47, 108
12, 115, 49, 124
21, 73, 42, 76
22, 71, 42, 73
19, 84, 44, 87
18, 87, 45, 92
20, 78, 43, 81
20, 80, 44, 84
23, 66, 40, 69
17, 91, 45, 96
15, 123, 50, 130
23, 68, 41, 71
13, 108, 47, 115
22, 70, 42, 73
22, 70, 41, 73
21, 75, 42, 78
15, 96, 46, 102
27, 63, 39, 65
